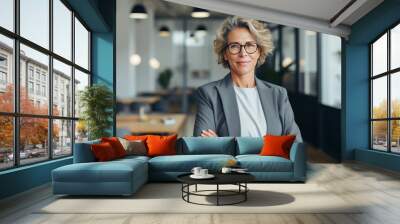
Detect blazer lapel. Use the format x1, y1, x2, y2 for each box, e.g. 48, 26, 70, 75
255, 77, 279, 135
216, 74, 241, 136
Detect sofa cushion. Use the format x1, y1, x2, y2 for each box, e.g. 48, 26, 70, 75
73, 139, 100, 163
52, 158, 147, 183
236, 137, 263, 155
260, 135, 296, 159
118, 138, 147, 156
180, 137, 235, 155
147, 134, 177, 157
148, 154, 235, 172
91, 142, 118, 161
101, 137, 127, 158
236, 155, 293, 172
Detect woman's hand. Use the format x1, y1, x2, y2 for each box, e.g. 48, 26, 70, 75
201, 129, 218, 137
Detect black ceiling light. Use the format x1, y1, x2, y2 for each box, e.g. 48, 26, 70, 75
191, 7, 210, 18
159, 25, 170, 37
129, 3, 148, 19
195, 24, 207, 37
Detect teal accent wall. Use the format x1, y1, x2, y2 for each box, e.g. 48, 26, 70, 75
344, 0, 400, 171
0, 0, 116, 200
0, 158, 72, 199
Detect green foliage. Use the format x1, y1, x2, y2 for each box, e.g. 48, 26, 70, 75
157, 68, 173, 89
79, 84, 114, 140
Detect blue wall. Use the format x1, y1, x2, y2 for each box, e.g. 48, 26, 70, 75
0, 158, 72, 199
0, 0, 116, 200
343, 0, 400, 170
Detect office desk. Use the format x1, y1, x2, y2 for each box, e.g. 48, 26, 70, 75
117, 113, 187, 136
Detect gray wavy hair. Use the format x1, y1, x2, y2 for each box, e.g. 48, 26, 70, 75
213, 16, 274, 68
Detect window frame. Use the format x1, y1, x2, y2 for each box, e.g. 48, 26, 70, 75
369, 19, 400, 154
0, 0, 92, 171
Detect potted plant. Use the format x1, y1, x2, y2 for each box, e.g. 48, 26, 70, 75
79, 84, 114, 140
157, 68, 173, 90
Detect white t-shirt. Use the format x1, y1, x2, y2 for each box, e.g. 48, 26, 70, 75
233, 85, 267, 137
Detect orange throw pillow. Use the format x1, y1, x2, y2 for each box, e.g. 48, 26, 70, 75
259, 135, 296, 159
146, 134, 177, 157
91, 142, 117, 161
101, 137, 127, 158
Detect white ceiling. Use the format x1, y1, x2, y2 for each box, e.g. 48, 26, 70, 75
163, 0, 384, 38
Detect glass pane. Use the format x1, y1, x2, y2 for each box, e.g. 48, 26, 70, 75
372, 76, 387, 119
20, 117, 49, 165
391, 72, 400, 118
391, 120, 400, 153
20, 0, 49, 49
53, 0, 72, 60
372, 33, 387, 76
281, 27, 296, 92
391, 24, 400, 70
20, 44, 49, 115
299, 30, 317, 96
53, 59, 72, 117
321, 33, 342, 108
0, 116, 13, 170
0, 34, 14, 112
0, 0, 14, 31
74, 69, 89, 118
75, 120, 88, 143
75, 18, 89, 70
53, 119, 72, 158
372, 121, 388, 151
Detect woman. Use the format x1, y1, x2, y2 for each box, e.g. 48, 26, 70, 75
193, 16, 302, 142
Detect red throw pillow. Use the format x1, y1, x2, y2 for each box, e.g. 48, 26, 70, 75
259, 135, 296, 159
91, 142, 117, 161
146, 134, 177, 157
101, 137, 127, 158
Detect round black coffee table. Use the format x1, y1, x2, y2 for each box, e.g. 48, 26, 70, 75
177, 173, 255, 206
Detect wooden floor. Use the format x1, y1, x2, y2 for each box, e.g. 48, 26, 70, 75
1, 147, 400, 224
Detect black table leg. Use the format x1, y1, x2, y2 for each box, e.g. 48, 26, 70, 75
245, 183, 247, 201
217, 184, 219, 206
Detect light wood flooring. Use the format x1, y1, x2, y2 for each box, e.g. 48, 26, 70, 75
1, 148, 400, 224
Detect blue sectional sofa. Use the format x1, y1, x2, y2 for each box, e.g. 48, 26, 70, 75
52, 137, 306, 196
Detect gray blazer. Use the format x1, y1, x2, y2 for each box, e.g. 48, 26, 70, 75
193, 73, 303, 142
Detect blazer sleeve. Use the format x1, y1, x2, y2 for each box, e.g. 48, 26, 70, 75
193, 87, 216, 136
280, 88, 303, 142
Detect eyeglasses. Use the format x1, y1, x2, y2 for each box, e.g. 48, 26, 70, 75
226, 42, 258, 55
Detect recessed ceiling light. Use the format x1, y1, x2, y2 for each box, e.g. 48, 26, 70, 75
191, 8, 210, 18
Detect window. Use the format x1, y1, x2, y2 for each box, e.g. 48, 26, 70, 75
0, 0, 14, 31
299, 30, 317, 96
0, 34, 14, 113
53, 59, 72, 117
0, 54, 7, 67
0, 71, 6, 85
28, 81, 34, 94
370, 23, 400, 154
0, 0, 91, 170
281, 27, 296, 92
53, 0, 72, 60
20, 0, 49, 49
35, 84, 40, 95
35, 70, 41, 81
321, 34, 342, 108
75, 17, 89, 70
42, 85, 46, 97
28, 67, 34, 80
